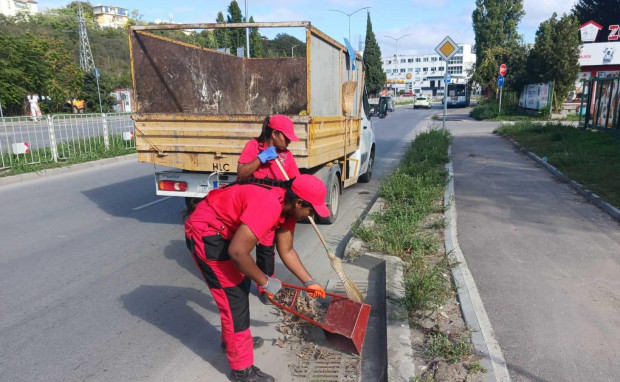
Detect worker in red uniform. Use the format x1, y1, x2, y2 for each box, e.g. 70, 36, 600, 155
237, 115, 301, 304
184, 174, 328, 382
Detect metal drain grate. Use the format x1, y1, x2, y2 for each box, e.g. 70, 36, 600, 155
290, 355, 359, 381
327, 280, 368, 296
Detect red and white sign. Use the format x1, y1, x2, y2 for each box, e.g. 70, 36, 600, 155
609, 25, 619, 41
580, 20, 603, 42
123, 131, 134, 141
499, 64, 507, 76
11, 142, 29, 154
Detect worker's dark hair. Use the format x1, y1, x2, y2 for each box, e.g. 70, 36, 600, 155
256, 116, 274, 143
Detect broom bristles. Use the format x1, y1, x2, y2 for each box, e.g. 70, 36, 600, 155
330, 254, 364, 302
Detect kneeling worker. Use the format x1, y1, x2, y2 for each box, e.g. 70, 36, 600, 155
185, 174, 329, 382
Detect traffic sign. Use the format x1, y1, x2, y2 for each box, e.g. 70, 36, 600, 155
497, 75, 505, 87
11, 142, 29, 154
499, 64, 507, 76
435, 36, 459, 61
445, 73, 452, 84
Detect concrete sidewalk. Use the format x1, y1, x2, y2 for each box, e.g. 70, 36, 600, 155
448, 118, 620, 382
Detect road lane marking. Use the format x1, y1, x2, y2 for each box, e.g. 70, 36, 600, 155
132, 196, 173, 211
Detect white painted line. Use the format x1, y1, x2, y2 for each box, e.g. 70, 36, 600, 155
132, 196, 173, 211
445, 147, 512, 382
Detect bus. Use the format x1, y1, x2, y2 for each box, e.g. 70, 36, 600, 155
446, 84, 471, 107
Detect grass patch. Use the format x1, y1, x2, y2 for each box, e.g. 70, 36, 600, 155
352, 129, 452, 312
467, 361, 487, 375
396, 100, 414, 106
1, 135, 135, 177
424, 332, 472, 363
495, 122, 620, 208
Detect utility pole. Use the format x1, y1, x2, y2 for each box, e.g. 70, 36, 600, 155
77, 2, 95, 72
244, 0, 250, 57
329, 7, 371, 45
291, 44, 300, 57
385, 34, 411, 96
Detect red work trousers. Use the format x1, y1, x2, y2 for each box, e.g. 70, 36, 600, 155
186, 233, 254, 371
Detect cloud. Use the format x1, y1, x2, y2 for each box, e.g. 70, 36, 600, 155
521, 0, 577, 28
379, 23, 475, 56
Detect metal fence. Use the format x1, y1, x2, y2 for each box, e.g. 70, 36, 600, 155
0, 113, 134, 170
580, 77, 620, 132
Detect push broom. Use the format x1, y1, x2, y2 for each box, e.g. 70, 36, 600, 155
275, 160, 364, 302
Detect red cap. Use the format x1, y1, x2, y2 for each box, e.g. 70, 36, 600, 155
291, 174, 330, 217
268, 115, 299, 142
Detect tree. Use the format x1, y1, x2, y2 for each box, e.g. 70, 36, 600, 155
472, 0, 525, 93
527, 13, 581, 111
80, 72, 117, 112
573, 0, 620, 42
262, 33, 304, 58
363, 12, 386, 96
249, 16, 263, 58
214, 11, 230, 51
226, 1, 244, 55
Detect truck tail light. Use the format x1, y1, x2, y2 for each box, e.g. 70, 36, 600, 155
158, 180, 187, 192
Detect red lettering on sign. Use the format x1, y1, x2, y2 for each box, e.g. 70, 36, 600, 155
609, 25, 619, 41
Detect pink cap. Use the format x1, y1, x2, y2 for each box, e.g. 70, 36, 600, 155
268, 115, 299, 142
291, 174, 330, 217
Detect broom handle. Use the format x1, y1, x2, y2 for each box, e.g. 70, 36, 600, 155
274, 160, 335, 259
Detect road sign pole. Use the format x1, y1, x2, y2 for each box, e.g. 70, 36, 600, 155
499, 86, 503, 115
443, 61, 448, 131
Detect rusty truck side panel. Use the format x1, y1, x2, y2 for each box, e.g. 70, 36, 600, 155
131, 31, 307, 115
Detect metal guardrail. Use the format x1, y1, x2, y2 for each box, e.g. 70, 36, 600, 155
0, 113, 133, 170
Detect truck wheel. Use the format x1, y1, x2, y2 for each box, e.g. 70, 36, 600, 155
359, 150, 374, 183
184, 197, 201, 213
316, 175, 339, 224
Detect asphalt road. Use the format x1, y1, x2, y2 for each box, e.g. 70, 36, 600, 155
0, 105, 435, 382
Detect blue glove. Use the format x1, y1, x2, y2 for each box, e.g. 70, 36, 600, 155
257, 146, 278, 164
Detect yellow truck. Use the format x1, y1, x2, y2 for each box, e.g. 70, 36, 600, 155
129, 22, 376, 223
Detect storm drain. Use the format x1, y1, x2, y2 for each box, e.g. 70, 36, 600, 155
290, 353, 360, 381
326, 280, 369, 296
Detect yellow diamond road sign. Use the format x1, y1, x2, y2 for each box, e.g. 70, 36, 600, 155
435, 36, 458, 61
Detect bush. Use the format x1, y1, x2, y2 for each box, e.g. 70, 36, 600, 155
470, 103, 498, 120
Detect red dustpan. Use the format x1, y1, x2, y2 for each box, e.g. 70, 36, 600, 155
269, 282, 371, 355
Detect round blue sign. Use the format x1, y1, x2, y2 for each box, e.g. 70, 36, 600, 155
497, 75, 505, 87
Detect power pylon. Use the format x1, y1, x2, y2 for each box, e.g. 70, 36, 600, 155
78, 2, 95, 72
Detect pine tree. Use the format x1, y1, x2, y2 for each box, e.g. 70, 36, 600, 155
227, 1, 244, 55
527, 13, 581, 111
362, 12, 386, 96
214, 11, 230, 52
472, 0, 525, 93
249, 16, 262, 58
573, 0, 620, 42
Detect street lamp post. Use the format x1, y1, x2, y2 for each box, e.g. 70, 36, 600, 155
291, 44, 300, 57
329, 7, 371, 45
244, 0, 250, 57
385, 34, 411, 96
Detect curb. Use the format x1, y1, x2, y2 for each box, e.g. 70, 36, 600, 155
0, 153, 138, 187
445, 146, 511, 382
345, 199, 416, 382
503, 136, 620, 223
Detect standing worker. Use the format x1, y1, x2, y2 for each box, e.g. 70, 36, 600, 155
184, 174, 328, 382
237, 115, 300, 304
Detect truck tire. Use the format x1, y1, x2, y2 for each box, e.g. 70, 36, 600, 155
358, 149, 374, 183
316, 174, 339, 224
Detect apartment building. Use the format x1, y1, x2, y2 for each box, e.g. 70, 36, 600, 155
382, 43, 475, 98
0, 0, 38, 17
92, 5, 129, 28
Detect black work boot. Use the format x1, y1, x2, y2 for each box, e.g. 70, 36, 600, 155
221, 336, 264, 352
228, 365, 275, 382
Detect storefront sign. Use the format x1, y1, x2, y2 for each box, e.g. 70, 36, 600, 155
579, 42, 620, 66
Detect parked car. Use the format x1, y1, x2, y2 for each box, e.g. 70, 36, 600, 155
379, 96, 395, 112
413, 96, 432, 109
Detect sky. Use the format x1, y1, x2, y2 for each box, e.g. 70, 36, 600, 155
39, 0, 578, 56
